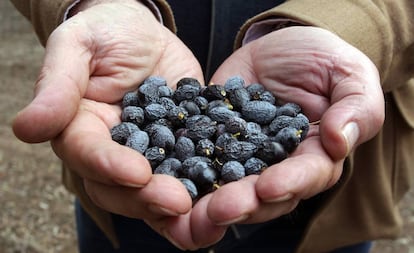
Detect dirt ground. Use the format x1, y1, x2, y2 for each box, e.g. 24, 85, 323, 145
1, 1, 414, 253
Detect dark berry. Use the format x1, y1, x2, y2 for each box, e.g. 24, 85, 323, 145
145, 124, 176, 151
173, 84, 200, 102
111, 122, 139, 145
176, 77, 202, 89
207, 106, 237, 123
167, 106, 188, 126
214, 132, 237, 157
186, 115, 217, 141
125, 130, 149, 154
201, 84, 227, 101
276, 102, 302, 117
227, 88, 251, 110
224, 117, 247, 136
121, 106, 145, 126
291, 113, 310, 141
142, 76, 167, 87
154, 157, 182, 177
221, 161, 245, 183
179, 100, 201, 116
206, 100, 232, 113
122, 91, 139, 108
158, 97, 177, 111
255, 141, 287, 165
245, 122, 262, 135
158, 85, 174, 98
188, 160, 218, 194
257, 91, 276, 105
145, 146, 166, 168
243, 132, 268, 146
194, 96, 209, 111
268, 115, 295, 135
152, 118, 173, 129
175, 136, 196, 162
272, 126, 302, 153
224, 76, 245, 92
241, 101, 277, 124
144, 103, 167, 121
196, 139, 215, 157
244, 157, 267, 176
222, 140, 257, 162
178, 178, 198, 200
246, 83, 265, 99
181, 156, 212, 178
138, 79, 163, 106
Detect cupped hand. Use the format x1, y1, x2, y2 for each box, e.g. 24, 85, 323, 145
153, 26, 385, 249
12, 0, 204, 233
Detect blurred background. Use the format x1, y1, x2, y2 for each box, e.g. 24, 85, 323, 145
0, 1, 76, 252
0, 1, 413, 252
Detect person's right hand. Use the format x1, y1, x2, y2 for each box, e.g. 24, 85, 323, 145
12, 0, 203, 225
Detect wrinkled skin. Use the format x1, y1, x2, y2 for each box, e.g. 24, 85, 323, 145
12, 1, 384, 250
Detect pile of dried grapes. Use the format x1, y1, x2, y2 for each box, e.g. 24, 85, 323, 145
110, 76, 309, 200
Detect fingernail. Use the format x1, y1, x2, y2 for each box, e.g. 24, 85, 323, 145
162, 229, 185, 250
264, 193, 294, 203
342, 122, 359, 154
148, 204, 180, 216
216, 214, 249, 226
114, 180, 145, 188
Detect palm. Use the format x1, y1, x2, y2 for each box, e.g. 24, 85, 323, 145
171, 27, 385, 249
60, 3, 203, 103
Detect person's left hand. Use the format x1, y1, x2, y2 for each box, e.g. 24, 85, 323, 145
147, 26, 385, 250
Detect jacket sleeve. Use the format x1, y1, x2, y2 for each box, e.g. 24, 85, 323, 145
8, 0, 176, 46
235, 0, 414, 93
9, 0, 77, 46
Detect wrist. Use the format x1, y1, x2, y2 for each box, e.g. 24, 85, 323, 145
242, 18, 307, 45
67, 0, 146, 18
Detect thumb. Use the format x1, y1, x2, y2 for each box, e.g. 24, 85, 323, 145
12, 29, 91, 143
319, 60, 385, 161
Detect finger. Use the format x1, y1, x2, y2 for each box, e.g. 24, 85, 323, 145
320, 52, 385, 161
190, 194, 228, 247
206, 176, 299, 226
147, 194, 227, 250
51, 99, 152, 187
145, 212, 195, 251
13, 25, 92, 143
83, 174, 192, 219
255, 135, 343, 203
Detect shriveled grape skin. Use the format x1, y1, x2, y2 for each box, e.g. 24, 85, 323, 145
244, 157, 267, 176
221, 161, 245, 183
145, 124, 176, 151
178, 178, 198, 200
185, 115, 217, 142
121, 106, 145, 126
110, 122, 139, 145
241, 101, 277, 124
145, 146, 166, 168
112, 75, 310, 200
125, 130, 149, 154
175, 136, 196, 162
224, 75, 245, 92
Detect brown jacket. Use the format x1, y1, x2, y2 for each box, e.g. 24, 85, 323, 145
10, 0, 414, 252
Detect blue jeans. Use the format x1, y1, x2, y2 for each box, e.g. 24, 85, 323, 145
75, 199, 372, 253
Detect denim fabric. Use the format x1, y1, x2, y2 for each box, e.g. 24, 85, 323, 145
75, 199, 372, 253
